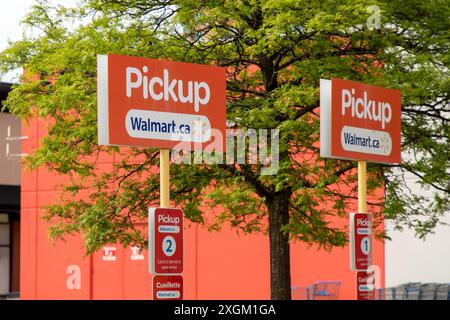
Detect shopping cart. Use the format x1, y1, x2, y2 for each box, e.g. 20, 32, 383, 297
291, 281, 342, 300
436, 284, 450, 300
376, 287, 396, 300
376, 283, 450, 300
310, 281, 342, 300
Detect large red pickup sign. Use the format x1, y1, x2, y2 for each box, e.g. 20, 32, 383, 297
320, 78, 401, 164
97, 54, 226, 150
152, 275, 183, 300
149, 207, 183, 274
357, 271, 375, 300
350, 213, 372, 271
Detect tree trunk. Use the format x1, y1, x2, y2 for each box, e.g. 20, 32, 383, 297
267, 191, 291, 300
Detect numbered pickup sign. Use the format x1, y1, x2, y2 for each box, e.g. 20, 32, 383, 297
153, 275, 183, 300
357, 271, 375, 300
149, 207, 183, 274
350, 213, 372, 271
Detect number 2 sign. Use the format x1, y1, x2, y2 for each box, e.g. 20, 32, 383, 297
162, 236, 176, 257
149, 208, 184, 274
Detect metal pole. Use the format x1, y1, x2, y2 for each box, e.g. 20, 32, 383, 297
160, 149, 170, 208
358, 160, 367, 213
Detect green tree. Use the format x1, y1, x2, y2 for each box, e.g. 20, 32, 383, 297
1, 0, 448, 299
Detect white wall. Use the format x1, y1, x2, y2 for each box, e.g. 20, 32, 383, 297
0, 112, 21, 186
385, 172, 450, 287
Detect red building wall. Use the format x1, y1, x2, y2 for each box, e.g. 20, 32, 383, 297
20, 117, 385, 300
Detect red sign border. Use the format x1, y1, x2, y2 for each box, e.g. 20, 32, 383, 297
148, 207, 184, 275
350, 212, 372, 271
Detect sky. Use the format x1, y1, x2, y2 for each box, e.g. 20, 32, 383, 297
0, 0, 78, 83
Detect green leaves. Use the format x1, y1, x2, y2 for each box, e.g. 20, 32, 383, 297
1, 0, 448, 254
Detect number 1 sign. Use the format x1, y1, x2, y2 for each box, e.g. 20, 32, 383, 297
149, 208, 184, 274
350, 213, 372, 271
